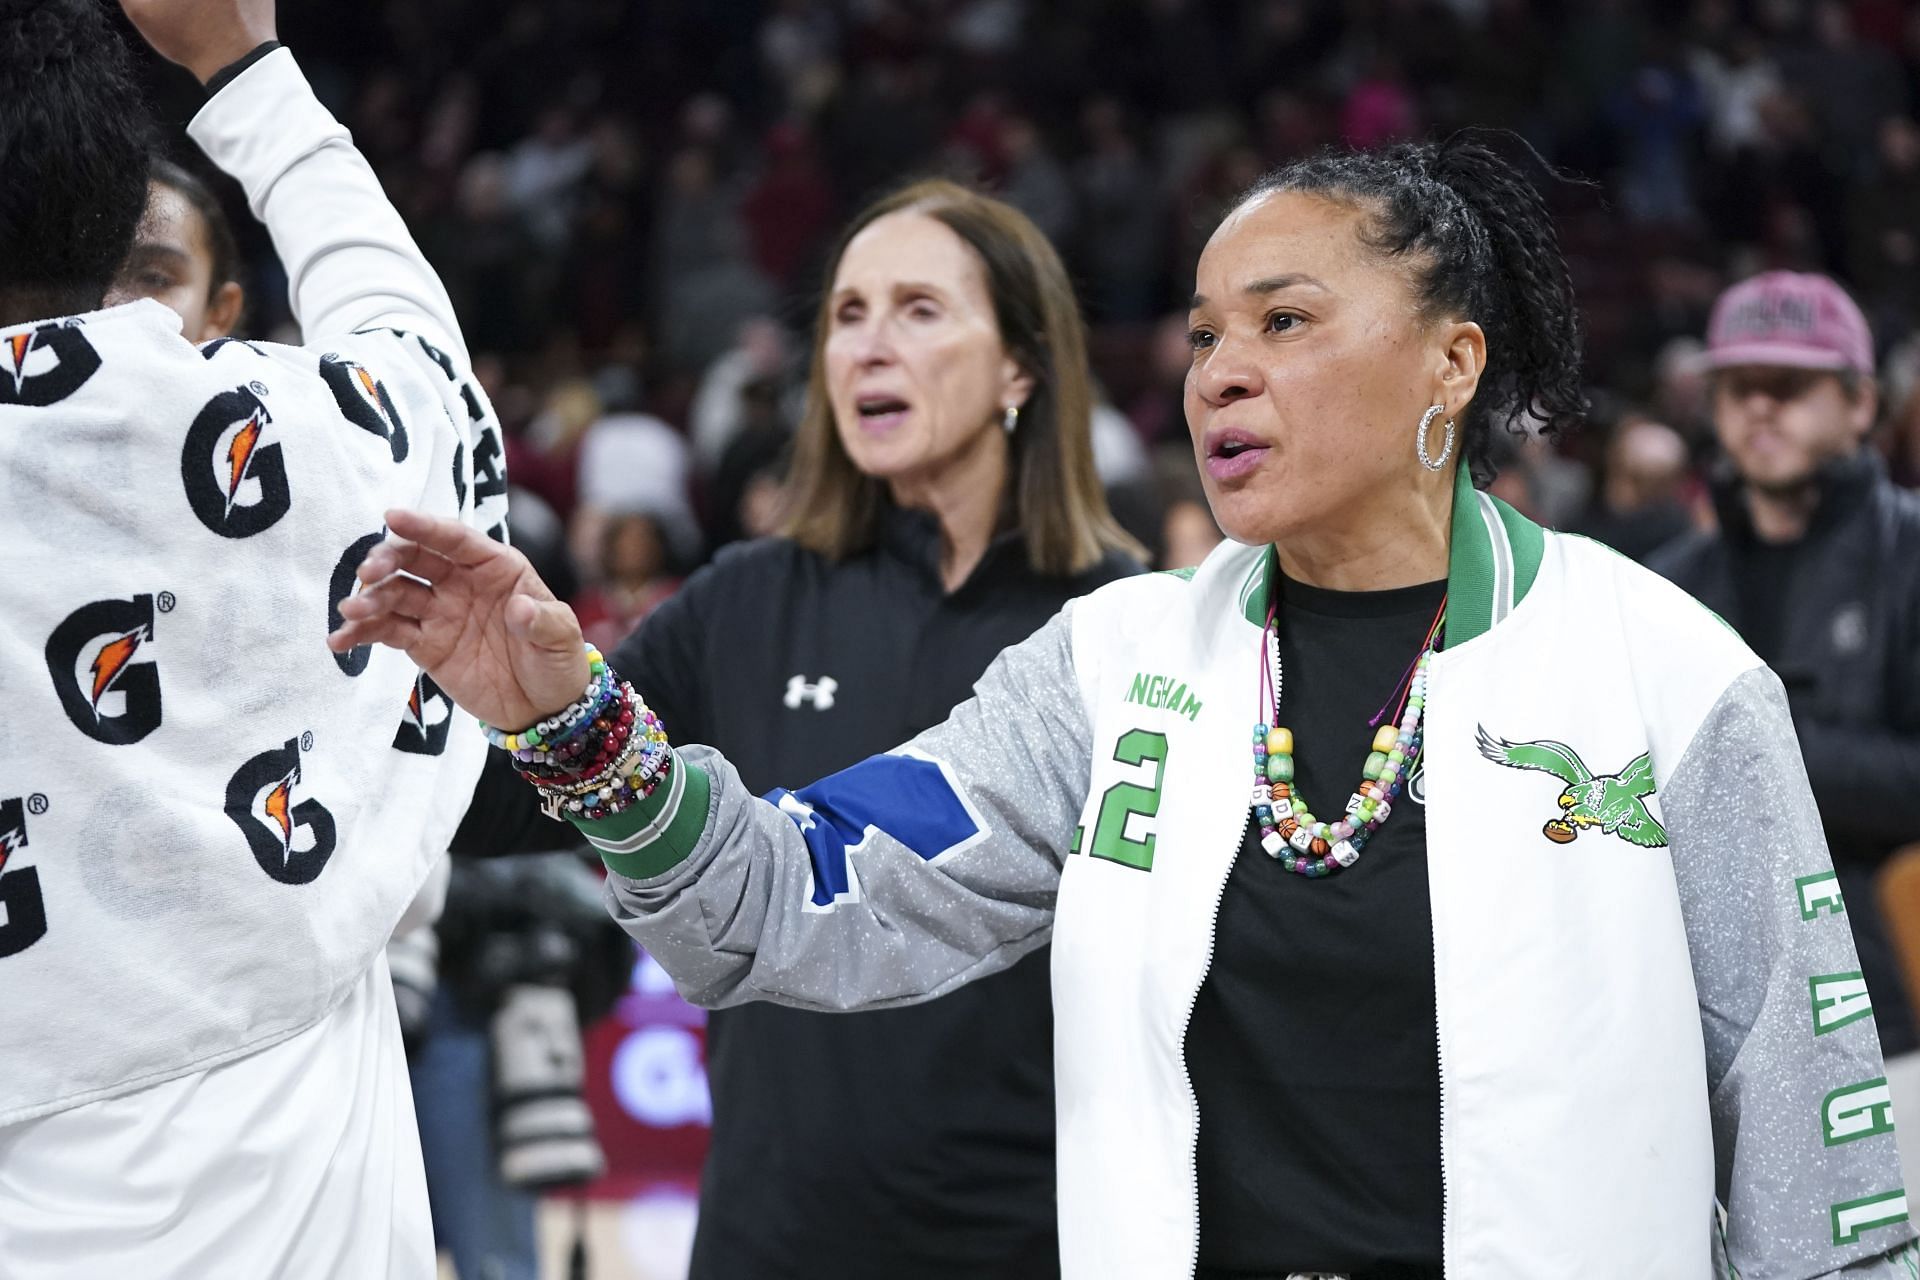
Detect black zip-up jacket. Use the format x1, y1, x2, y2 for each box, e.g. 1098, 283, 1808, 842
1649, 451, 1920, 1053
454, 506, 1139, 1278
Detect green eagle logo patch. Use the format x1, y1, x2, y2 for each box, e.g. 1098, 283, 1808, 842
1476, 727, 1669, 849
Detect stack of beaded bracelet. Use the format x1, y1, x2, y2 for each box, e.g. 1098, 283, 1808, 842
531, 705, 673, 821
484, 647, 617, 757
480, 646, 675, 821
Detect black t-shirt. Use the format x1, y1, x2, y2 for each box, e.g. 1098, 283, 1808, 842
1187, 572, 1446, 1280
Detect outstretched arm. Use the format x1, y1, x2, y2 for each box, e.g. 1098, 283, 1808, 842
331, 510, 1090, 1009
595, 604, 1086, 1010
125, 0, 468, 361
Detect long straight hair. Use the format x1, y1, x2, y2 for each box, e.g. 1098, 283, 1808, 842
780, 179, 1143, 575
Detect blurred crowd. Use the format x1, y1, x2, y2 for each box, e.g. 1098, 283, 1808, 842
175, 0, 1920, 615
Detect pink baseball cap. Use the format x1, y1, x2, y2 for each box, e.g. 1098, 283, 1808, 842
1704, 271, 1874, 375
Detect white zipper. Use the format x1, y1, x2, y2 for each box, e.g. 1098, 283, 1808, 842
1431, 923, 1453, 1271
1182, 799, 1250, 1279
1429, 663, 1452, 1273
1181, 624, 1281, 1276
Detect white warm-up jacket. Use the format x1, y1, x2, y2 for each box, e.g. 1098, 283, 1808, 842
585, 469, 1917, 1279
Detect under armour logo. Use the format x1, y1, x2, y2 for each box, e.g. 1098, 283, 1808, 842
784, 675, 838, 710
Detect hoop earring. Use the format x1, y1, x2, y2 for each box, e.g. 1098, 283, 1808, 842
1002, 404, 1020, 435
1416, 404, 1454, 472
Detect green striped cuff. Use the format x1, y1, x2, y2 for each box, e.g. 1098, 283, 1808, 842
567, 750, 713, 880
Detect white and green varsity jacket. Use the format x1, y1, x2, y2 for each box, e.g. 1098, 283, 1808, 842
582, 467, 1917, 1279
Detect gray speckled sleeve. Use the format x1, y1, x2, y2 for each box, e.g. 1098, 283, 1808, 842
1670, 666, 1917, 1278
602, 604, 1088, 1012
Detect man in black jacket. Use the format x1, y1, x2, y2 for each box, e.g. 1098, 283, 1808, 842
1652, 271, 1920, 1060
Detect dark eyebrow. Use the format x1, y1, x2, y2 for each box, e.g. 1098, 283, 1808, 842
1189, 273, 1329, 311
125, 242, 193, 267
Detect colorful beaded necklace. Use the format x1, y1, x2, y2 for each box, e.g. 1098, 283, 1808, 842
1250, 590, 1446, 877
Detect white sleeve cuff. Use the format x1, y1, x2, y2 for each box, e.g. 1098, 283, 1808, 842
186, 47, 349, 222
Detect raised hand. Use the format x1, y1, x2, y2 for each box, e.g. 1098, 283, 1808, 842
328, 509, 592, 731
119, 0, 277, 85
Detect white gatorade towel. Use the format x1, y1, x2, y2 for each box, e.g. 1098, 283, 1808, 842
0, 297, 501, 1124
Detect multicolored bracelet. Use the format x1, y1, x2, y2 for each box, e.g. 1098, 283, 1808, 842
481, 645, 677, 822
530, 698, 673, 821
479, 646, 615, 755
540, 707, 669, 799
544, 732, 672, 820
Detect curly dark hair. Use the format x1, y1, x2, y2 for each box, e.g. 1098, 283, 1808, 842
1240, 131, 1589, 485
0, 0, 152, 319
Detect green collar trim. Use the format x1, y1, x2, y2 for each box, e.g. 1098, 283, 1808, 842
1237, 464, 1545, 647
1446, 463, 1545, 647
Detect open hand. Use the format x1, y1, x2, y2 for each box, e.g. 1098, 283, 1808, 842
119, 0, 278, 85
328, 509, 591, 731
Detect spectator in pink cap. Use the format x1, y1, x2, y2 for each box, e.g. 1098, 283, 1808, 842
1653, 271, 1920, 1131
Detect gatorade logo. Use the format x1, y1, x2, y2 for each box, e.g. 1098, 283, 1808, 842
225, 737, 337, 885
181, 385, 291, 538
328, 530, 388, 676
44, 594, 164, 745
393, 671, 455, 756
0, 321, 101, 406
0, 796, 48, 958
0, 797, 26, 870
320, 354, 408, 462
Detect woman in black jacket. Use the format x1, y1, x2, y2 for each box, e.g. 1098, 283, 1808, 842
459, 179, 1141, 1278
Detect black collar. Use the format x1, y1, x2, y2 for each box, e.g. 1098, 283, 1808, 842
1709, 449, 1884, 546
878, 500, 1028, 592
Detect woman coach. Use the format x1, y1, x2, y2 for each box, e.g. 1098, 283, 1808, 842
336, 137, 1916, 1279
639, 179, 1140, 1278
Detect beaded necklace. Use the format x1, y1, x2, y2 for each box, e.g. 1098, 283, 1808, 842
1250, 588, 1446, 877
